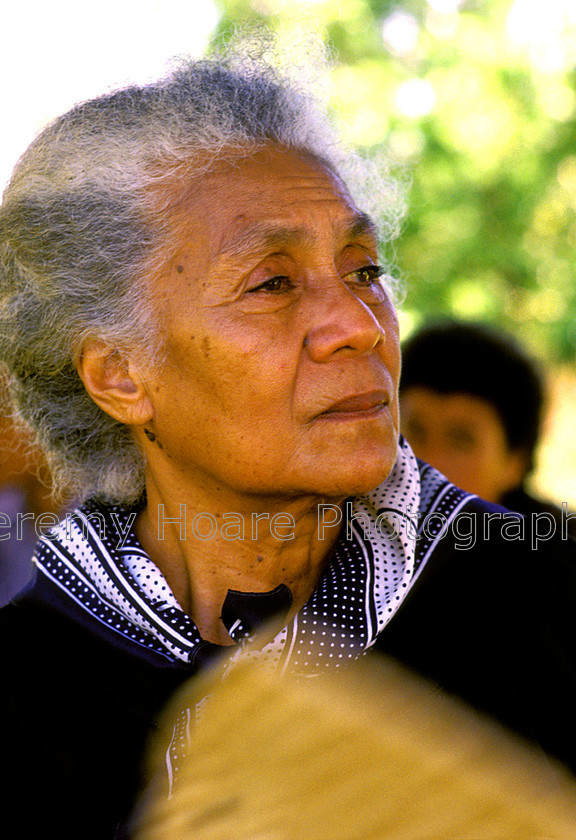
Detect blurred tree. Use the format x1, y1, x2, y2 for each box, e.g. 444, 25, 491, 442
213, 0, 576, 362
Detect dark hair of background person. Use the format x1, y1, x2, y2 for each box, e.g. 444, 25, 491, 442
399, 319, 576, 535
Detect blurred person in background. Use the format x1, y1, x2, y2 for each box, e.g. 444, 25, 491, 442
400, 319, 576, 536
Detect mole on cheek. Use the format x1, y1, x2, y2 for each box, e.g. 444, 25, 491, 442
176, 264, 185, 274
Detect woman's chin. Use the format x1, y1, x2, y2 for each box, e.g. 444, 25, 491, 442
308, 416, 399, 496
308, 447, 399, 501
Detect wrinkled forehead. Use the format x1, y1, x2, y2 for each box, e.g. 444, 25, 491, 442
152, 144, 378, 260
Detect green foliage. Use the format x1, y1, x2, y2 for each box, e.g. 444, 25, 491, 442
214, 0, 576, 362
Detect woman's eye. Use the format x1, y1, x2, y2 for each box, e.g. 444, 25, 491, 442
346, 265, 385, 285
247, 276, 292, 294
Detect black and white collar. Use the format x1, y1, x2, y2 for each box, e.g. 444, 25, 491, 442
32, 437, 474, 674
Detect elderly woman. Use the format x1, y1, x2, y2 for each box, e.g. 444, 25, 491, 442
1, 44, 576, 839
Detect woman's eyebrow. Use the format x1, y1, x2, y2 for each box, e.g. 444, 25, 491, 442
344, 212, 379, 244
217, 212, 378, 260
218, 223, 312, 259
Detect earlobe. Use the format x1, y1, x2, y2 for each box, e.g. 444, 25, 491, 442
76, 338, 154, 426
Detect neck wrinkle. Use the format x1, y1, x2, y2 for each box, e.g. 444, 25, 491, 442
134, 489, 344, 645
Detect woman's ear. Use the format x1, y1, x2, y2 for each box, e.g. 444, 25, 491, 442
76, 338, 154, 426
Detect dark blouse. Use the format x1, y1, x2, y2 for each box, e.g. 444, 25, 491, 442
2, 496, 576, 838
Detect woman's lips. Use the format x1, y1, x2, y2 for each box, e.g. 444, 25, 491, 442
317, 390, 389, 418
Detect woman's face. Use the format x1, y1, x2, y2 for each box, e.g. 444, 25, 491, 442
143, 146, 401, 503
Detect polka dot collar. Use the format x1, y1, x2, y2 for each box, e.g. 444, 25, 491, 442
32, 438, 474, 672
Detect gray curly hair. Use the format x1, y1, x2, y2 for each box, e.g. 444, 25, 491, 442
0, 37, 405, 505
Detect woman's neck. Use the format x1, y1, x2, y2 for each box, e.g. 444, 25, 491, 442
134, 478, 344, 645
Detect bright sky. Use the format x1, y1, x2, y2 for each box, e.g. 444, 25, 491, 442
1, 0, 220, 192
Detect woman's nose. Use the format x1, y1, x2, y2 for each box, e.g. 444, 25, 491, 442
303, 281, 387, 362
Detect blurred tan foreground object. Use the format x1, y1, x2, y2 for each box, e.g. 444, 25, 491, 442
137, 654, 576, 840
